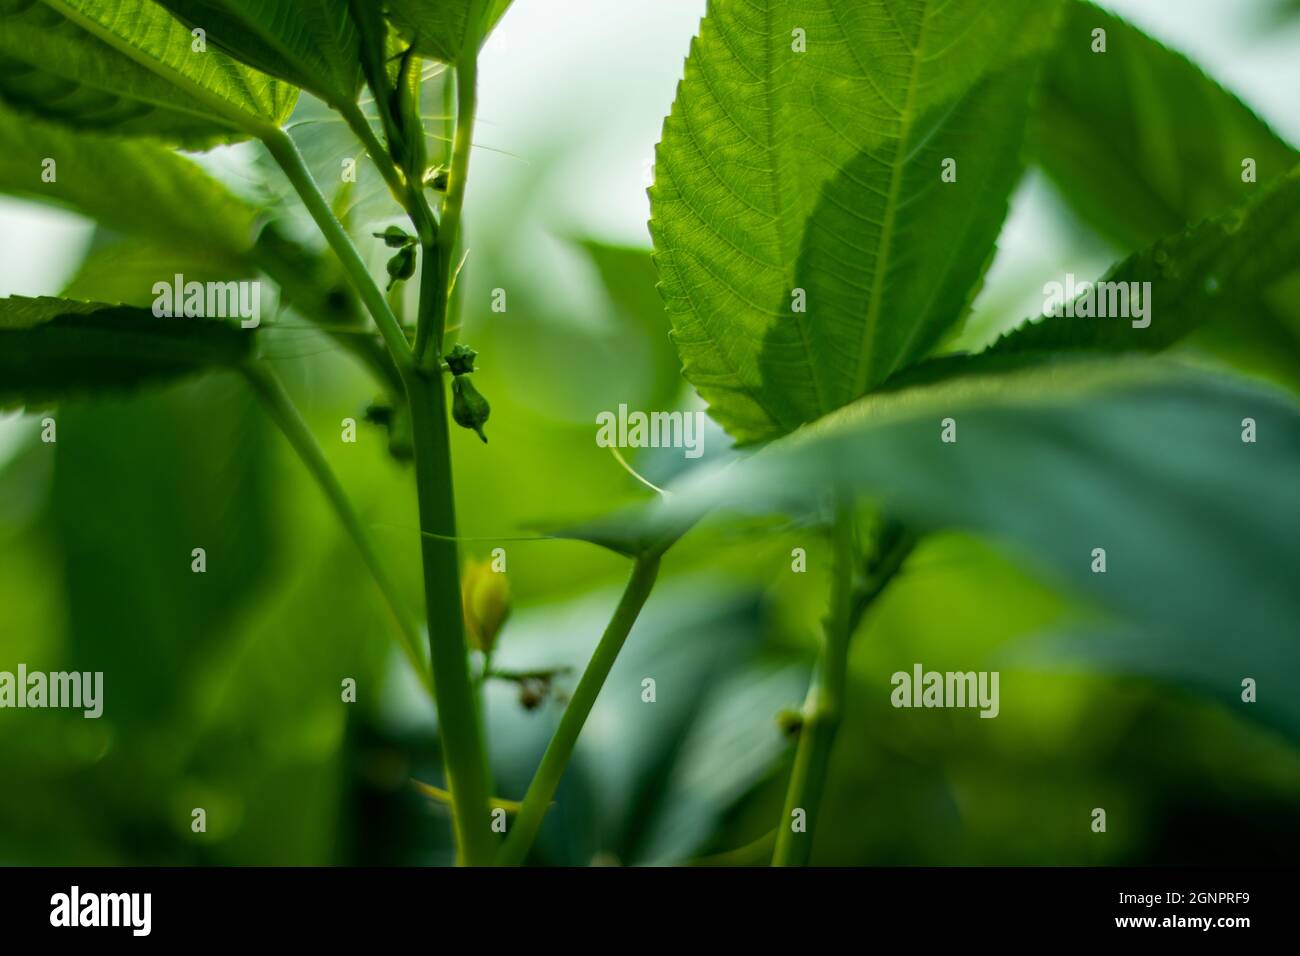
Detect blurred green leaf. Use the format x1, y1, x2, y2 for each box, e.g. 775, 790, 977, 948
51, 374, 273, 726
0, 295, 253, 409
384, 0, 514, 63
563, 360, 1300, 735
571, 239, 685, 412
61, 233, 254, 306
1032, 0, 1298, 250
650, 0, 1062, 444
0, 103, 258, 262
0, 0, 296, 145
153, 0, 362, 105
982, 165, 1300, 358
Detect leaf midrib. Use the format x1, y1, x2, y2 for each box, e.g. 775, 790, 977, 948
852, 1, 934, 398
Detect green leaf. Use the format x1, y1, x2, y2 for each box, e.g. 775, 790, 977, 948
650, 0, 1063, 444
985, 164, 1300, 358
561, 360, 1300, 735
0, 100, 405, 400
384, 0, 514, 63
50, 375, 274, 730
0, 103, 259, 261
1032, 0, 1298, 250
575, 240, 688, 412
0, 0, 296, 146
1023, 3, 1300, 393
152, 0, 363, 106
61, 233, 254, 306
0, 295, 253, 409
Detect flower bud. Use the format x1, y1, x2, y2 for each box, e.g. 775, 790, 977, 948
444, 344, 478, 376
373, 225, 413, 248
462, 558, 510, 655
451, 375, 490, 442
386, 245, 417, 289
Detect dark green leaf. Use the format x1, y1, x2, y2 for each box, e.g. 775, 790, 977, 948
987, 165, 1300, 357
559, 360, 1300, 735
0, 295, 253, 409
49, 375, 273, 729
1032, 0, 1298, 250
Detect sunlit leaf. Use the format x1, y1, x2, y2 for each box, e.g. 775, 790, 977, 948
0, 103, 259, 261
152, 0, 363, 105
384, 0, 514, 63
650, 0, 1063, 443
0, 0, 297, 145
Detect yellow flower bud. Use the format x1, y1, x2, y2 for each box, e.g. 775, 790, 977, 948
462, 558, 510, 655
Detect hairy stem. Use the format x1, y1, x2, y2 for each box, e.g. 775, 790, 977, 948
772, 513, 915, 866
497, 554, 662, 866
241, 363, 432, 697
260, 127, 412, 367
403, 366, 495, 866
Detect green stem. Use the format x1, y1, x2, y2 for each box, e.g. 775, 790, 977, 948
402, 365, 495, 866
338, 100, 409, 204
770, 514, 915, 867
497, 554, 662, 866
415, 51, 478, 366
241, 363, 433, 698
260, 127, 413, 367
772, 506, 856, 867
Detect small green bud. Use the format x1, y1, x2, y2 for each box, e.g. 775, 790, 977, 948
451, 375, 490, 443
373, 225, 413, 248
462, 558, 510, 656
444, 344, 478, 376
386, 245, 417, 289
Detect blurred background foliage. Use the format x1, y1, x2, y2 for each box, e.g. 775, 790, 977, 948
2, 0, 1300, 865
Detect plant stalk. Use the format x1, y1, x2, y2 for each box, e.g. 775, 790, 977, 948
403, 365, 496, 866
771, 513, 915, 866
772, 506, 857, 867
497, 554, 662, 866
260, 127, 413, 367
414, 51, 478, 366
338, 100, 409, 204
